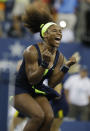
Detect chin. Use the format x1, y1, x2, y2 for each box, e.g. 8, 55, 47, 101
50, 41, 60, 48
55, 43, 60, 48
53, 45, 59, 48
55, 41, 60, 46
56, 45, 59, 48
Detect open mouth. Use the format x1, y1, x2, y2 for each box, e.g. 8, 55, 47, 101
55, 37, 61, 42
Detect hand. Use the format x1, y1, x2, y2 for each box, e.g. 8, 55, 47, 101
66, 56, 76, 68
42, 49, 52, 64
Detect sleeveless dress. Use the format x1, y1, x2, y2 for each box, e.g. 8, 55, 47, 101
15, 44, 60, 100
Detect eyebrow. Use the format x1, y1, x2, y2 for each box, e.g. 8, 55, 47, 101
52, 28, 62, 32
52, 29, 57, 31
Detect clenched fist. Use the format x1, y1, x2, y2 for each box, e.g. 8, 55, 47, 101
42, 49, 52, 64
65, 56, 76, 67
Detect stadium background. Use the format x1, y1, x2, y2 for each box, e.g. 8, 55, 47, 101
0, 0, 90, 131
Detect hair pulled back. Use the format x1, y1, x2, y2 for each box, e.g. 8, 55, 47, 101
22, 3, 54, 33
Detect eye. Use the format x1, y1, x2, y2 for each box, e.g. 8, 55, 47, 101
59, 30, 62, 33
52, 29, 57, 32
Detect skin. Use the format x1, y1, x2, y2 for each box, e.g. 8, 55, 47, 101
10, 85, 62, 131
14, 24, 76, 131
50, 84, 63, 131
80, 69, 88, 78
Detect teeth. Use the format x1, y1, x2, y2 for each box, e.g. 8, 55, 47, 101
55, 38, 60, 41
57, 37, 60, 39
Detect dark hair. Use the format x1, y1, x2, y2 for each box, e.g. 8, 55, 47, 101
22, 4, 54, 34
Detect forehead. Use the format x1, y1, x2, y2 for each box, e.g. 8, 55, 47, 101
48, 24, 61, 30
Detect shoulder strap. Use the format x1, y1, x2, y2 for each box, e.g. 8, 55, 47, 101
33, 44, 42, 65
52, 50, 59, 69
42, 50, 59, 79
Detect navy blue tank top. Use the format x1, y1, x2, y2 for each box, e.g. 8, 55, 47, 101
15, 44, 59, 88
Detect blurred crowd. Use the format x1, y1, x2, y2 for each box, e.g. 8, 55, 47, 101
0, 0, 90, 45
64, 66, 90, 121
0, 0, 90, 128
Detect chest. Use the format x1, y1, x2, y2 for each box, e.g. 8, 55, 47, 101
48, 56, 55, 68
38, 44, 62, 71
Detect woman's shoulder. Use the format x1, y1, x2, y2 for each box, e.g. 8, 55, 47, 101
24, 44, 38, 59
24, 44, 38, 53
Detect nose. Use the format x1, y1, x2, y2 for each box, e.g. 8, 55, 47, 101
60, 34, 62, 39
57, 31, 62, 38
57, 30, 62, 35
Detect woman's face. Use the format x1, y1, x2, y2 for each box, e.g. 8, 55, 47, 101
44, 25, 62, 48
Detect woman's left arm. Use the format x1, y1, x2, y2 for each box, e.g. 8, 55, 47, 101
48, 54, 76, 88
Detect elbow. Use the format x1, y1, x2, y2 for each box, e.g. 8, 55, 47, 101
27, 73, 35, 84
27, 75, 41, 85
27, 77, 38, 85
26, 71, 43, 85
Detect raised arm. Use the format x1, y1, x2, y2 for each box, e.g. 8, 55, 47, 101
24, 46, 46, 85
48, 53, 76, 88
48, 53, 64, 88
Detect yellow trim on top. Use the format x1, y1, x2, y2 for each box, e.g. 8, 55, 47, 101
44, 69, 49, 76
58, 110, 63, 119
32, 86, 46, 95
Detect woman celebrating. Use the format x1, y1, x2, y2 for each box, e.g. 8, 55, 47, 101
14, 4, 76, 131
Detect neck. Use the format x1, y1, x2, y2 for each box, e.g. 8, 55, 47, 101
43, 42, 57, 54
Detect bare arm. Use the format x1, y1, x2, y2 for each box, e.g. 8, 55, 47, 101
48, 54, 76, 88
49, 71, 65, 88
24, 46, 45, 85
48, 53, 64, 88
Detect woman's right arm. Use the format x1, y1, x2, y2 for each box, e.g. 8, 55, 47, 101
24, 46, 46, 85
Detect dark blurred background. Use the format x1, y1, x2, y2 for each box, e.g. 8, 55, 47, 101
0, 0, 90, 131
